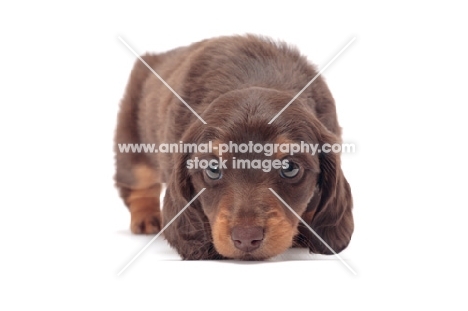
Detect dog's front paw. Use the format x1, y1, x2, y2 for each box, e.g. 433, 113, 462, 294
131, 210, 161, 234
129, 197, 161, 234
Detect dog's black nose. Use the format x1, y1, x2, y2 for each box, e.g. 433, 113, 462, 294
231, 226, 264, 252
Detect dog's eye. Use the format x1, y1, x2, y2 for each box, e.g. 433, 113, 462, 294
280, 161, 299, 178
205, 162, 222, 180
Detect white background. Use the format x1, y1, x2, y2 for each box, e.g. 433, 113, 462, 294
1, 1, 467, 310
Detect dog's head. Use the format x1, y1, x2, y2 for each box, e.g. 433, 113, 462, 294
168, 87, 353, 260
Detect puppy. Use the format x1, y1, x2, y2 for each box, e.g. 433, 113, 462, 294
114, 35, 353, 260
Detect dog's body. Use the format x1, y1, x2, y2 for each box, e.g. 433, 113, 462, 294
115, 35, 353, 260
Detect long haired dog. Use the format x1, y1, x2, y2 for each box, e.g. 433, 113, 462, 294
115, 35, 354, 260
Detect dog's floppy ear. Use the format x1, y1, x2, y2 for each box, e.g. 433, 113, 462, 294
162, 125, 219, 259
163, 121, 201, 216
165, 120, 204, 206
168, 151, 195, 205
304, 129, 354, 254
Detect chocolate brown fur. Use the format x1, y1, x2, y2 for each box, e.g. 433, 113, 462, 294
114, 35, 353, 259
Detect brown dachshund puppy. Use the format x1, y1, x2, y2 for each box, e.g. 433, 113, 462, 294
114, 35, 353, 260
